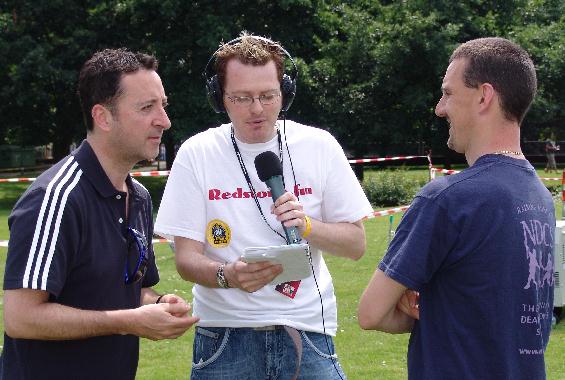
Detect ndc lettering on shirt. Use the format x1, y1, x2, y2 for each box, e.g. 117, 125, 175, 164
208, 184, 313, 201
521, 219, 555, 291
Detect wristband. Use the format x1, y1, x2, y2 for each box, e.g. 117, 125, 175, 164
155, 295, 164, 304
303, 215, 312, 238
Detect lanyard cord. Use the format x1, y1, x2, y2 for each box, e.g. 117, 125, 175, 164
230, 126, 287, 242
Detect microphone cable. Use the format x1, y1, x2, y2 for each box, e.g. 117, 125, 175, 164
281, 115, 345, 380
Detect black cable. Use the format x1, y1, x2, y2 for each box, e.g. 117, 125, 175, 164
308, 253, 345, 380
231, 126, 287, 243
282, 115, 345, 380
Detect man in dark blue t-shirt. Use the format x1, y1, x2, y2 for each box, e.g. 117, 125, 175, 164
358, 38, 554, 380
0, 48, 199, 380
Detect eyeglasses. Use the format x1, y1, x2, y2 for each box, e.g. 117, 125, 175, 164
225, 91, 281, 107
124, 227, 149, 285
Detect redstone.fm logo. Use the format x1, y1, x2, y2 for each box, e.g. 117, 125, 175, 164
208, 184, 313, 200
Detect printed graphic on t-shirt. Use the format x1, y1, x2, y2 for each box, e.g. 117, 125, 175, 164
208, 184, 313, 201
517, 203, 554, 355
206, 219, 231, 248
275, 280, 301, 299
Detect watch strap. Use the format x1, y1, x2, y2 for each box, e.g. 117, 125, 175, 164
216, 263, 229, 288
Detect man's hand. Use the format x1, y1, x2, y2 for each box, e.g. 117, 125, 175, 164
271, 191, 305, 230
224, 260, 283, 293
270, 191, 367, 260
397, 289, 420, 320
128, 302, 199, 340
155, 293, 192, 317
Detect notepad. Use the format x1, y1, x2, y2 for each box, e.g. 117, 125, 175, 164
242, 243, 311, 284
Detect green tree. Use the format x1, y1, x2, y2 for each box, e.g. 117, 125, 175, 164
301, 2, 458, 162
0, 1, 96, 158
1, 0, 564, 165
510, 0, 565, 140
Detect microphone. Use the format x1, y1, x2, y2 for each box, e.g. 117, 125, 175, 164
254, 151, 301, 244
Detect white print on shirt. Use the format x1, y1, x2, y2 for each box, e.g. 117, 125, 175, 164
521, 219, 554, 290
516, 203, 549, 215
518, 215, 554, 352
521, 301, 552, 339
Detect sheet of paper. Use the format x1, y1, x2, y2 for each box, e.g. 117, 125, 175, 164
243, 243, 311, 284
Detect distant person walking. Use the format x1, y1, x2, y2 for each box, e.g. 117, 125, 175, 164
545, 138, 559, 172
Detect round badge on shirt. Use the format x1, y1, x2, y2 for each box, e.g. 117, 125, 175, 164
206, 219, 231, 248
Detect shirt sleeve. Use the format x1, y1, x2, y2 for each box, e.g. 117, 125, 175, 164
4, 187, 81, 296
378, 195, 459, 290
320, 134, 373, 223
154, 146, 207, 242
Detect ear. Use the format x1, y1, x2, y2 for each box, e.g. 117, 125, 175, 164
91, 104, 113, 132
478, 83, 496, 112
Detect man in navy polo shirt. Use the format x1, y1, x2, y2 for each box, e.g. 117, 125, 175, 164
0, 48, 199, 379
358, 38, 554, 379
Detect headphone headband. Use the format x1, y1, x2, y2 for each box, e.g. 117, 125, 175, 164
203, 35, 298, 114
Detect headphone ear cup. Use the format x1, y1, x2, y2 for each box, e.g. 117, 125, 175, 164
280, 74, 296, 113
205, 75, 225, 113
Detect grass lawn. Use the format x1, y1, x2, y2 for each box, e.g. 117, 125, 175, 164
0, 169, 563, 379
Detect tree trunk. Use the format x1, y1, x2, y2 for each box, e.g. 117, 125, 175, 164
164, 135, 176, 170
353, 164, 364, 182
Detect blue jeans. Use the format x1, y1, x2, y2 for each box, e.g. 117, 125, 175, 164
191, 326, 347, 380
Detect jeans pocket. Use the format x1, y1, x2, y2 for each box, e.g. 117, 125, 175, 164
300, 331, 338, 360
192, 327, 232, 369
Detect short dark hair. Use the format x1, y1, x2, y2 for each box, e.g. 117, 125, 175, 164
77, 48, 158, 131
450, 37, 537, 124
214, 32, 285, 91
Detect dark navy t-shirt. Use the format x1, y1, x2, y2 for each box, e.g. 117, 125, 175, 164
0, 140, 159, 380
380, 155, 554, 380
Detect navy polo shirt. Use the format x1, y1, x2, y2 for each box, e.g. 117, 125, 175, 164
0, 140, 159, 380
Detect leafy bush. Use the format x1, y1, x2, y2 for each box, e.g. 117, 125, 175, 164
363, 169, 427, 207
546, 182, 561, 197
135, 176, 168, 210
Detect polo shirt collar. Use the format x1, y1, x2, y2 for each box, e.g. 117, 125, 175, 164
72, 140, 141, 199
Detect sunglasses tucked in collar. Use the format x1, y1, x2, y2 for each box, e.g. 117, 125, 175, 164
124, 227, 149, 285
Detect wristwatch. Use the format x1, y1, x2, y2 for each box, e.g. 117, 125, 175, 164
216, 263, 230, 288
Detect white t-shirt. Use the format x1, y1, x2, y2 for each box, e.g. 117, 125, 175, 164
155, 120, 373, 335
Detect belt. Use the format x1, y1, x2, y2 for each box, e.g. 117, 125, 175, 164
252, 325, 284, 331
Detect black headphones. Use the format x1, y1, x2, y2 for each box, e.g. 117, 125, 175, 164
203, 35, 298, 114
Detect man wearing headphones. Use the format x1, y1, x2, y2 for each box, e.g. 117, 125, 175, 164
155, 32, 373, 379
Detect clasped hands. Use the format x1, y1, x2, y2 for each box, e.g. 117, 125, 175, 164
397, 289, 420, 320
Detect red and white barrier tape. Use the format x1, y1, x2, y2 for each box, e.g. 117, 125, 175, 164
430, 167, 461, 175
0, 177, 37, 183
348, 155, 428, 164
0, 204, 415, 248
365, 205, 410, 219
130, 170, 170, 177
0, 171, 170, 183
0, 155, 428, 183
430, 167, 560, 181
0, 238, 173, 248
